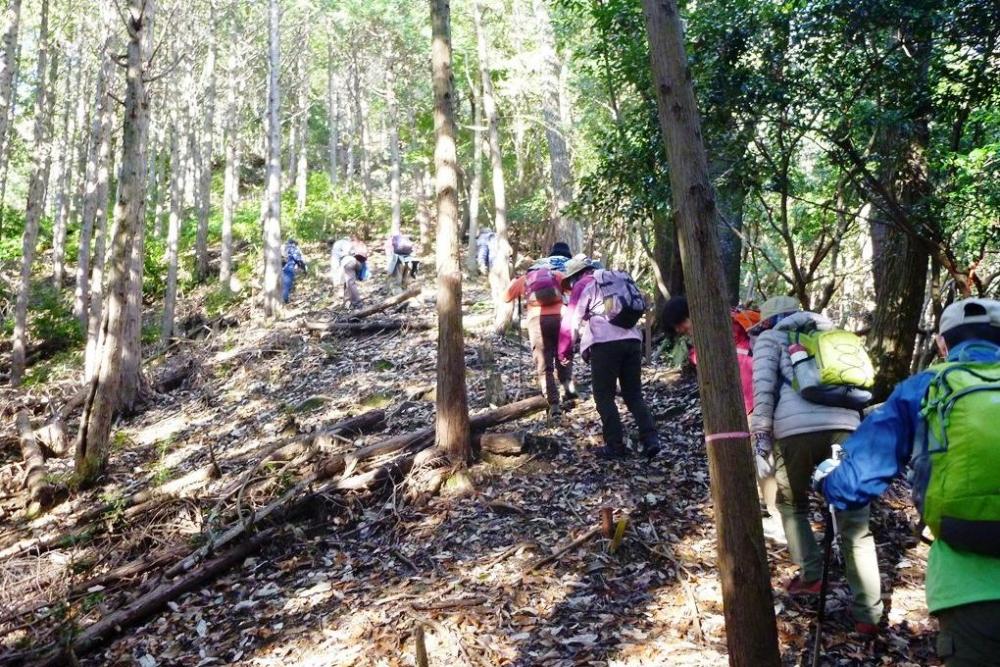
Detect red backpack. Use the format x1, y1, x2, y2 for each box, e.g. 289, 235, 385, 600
525, 268, 563, 306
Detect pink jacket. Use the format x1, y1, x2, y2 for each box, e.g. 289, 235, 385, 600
560, 274, 641, 360
689, 318, 754, 414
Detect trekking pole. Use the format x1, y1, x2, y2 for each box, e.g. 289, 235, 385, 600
516, 295, 525, 399
810, 444, 843, 667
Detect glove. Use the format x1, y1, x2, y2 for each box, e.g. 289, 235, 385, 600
755, 450, 775, 479
812, 458, 841, 493
751, 432, 773, 455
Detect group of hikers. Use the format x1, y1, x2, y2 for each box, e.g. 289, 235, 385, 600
662, 294, 1000, 665
280, 228, 999, 664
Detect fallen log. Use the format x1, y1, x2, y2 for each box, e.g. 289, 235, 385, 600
478, 431, 527, 455
31, 528, 277, 667
348, 286, 421, 320
17, 410, 55, 518
304, 319, 434, 335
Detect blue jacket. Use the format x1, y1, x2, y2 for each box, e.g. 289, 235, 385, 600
823, 339, 1000, 613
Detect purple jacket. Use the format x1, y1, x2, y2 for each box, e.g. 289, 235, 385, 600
560, 273, 641, 361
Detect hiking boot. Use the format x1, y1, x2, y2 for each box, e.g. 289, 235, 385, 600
641, 435, 661, 459
547, 404, 562, 420
761, 514, 787, 545
785, 575, 822, 596
595, 445, 627, 461
561, 381, 579, 402
854, 621, 879, 638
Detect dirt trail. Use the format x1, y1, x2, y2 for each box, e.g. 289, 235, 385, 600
0, 246, 936, 666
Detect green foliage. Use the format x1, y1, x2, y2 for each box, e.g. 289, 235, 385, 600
28, 283, 82, 346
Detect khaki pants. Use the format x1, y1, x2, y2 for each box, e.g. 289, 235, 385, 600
937, 601, 1000, 666
340, 256, 361, 307
774, 430, 884, 625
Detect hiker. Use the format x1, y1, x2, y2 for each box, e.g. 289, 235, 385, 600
560, 256, 659, 460
530, 241, 573, 274
476, 228, 496, 275
661, 295, 784, 542
330, 236, 368, 308
504, 244, 575, 417
385, 231, 419, 294
751, 295, 883, 635
814, 298, 1000, 661
281, 239, 308, 304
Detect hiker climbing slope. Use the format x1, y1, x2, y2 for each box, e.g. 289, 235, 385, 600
330, 236, 368, 308
385, 231, 419, 295
815, 299, 1000, 664
561, 257, 659, 460
504, 242, 575, 418
281, 239, 308, 304
751, 295, 883, 635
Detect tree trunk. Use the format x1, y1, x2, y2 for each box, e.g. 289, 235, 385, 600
474, 1, 513, 332
465, 71, 481, 275
387, 62, 402, 236
532, 0, 580, 253
295, 47, 308, 213
431, 0, 471, 463
75, 0, 154, 484
82, 49, 115, 379
51, 51, 77, 288
0, 0, 21, 161
327, 44, 339, 187
641, 2, 780, 665
220, 49, 240, 287
195, 28, 216, 283
414, 165, 430, 247
161, 121, 181, 344
262, 0, 283, 318
11, 0, 54, 386
715, 179, 745, 305
349, 54, 370, 198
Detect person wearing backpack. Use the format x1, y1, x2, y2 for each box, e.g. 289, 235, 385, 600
281, 239, 308, 304
814, 299, 1000, 664
661, 295, 786, 543
385, 231, 419, 294
476, 229, 496, 275
330, 236, 367, 308
504, 252, 574, 418
560, 257, 659, 460
751, 295, 883, 635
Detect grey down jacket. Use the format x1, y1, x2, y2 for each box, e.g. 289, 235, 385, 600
750, 311, 861, 439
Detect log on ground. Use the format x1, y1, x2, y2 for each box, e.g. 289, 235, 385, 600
347, 286, 421, 320
17, 410, 55, 517
303, 319, 433, 335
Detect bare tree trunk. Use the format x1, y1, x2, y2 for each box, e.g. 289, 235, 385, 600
262, 0, 283, 317
327, 44, 339, 187
430, 0, 470, 463
76, 0, 154, 483
82, 49, 115, 378
387, 61, 401, 236
220, 52, 241, 287
414, 165, 430, 247
161, 122, 181, 344
11, 0, 54, 386
51, 50, 77, 288
195, 26, 216, 283
349, 54, 370, 199
295, 45, 308, 213
345, 109, 355, 181
465, 73, 481, 275
642, 2, 780, 664
0, 0, 21, 161
532, 0, 580, 253
473, 1, 513, 331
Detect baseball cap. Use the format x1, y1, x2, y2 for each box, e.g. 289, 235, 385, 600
940, 298, 1000, 334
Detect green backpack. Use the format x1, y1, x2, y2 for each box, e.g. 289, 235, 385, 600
915, 360, 1000, 556
787, 329, 876, 409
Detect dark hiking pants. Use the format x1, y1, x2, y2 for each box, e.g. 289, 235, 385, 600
937, 601, 1000, 666
528, 314, 570, 405
588, 339, 655, 451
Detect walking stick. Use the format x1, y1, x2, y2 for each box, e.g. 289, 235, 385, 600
516, 295, 525, 399
811, 444, 843, 667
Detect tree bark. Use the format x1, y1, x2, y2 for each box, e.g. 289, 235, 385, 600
431, 0, 471, 463
532, 0, 581, 253
161, 118, 182, 344
51, 50, 78, 288
641, 2, 780, 664
11, 0, 54, 386
262, 0, 283, 318
474, 1, 514, 332
18, 410, 55, 517
0, 0, 21, 160
327, 43, 339, 186
465, 71, 481, 275
387, 61, 402, 235
75, 0, 154, 484
195, 22, 216, 283
295, 44, 308, 214
220, 49, 241, 287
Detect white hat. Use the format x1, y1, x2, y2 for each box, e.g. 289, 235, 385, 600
560, 254, 595, 285
940, 299, 1000, 334
760, 295, 801, 321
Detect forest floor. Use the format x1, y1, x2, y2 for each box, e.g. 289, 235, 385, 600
1, 243, 938, 666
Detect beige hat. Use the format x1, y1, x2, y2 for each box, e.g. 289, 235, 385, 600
940, 298, 1000, 334
760, 295, 801, 321
560, 254, 595, 286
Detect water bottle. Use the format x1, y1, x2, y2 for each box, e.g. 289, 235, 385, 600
789, 343, 821, 390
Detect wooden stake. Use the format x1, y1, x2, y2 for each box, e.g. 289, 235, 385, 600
415, 624, 429, 667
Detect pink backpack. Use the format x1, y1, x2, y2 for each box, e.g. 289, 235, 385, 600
525, 269, 563, 306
